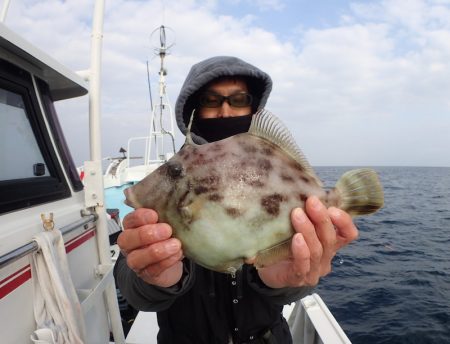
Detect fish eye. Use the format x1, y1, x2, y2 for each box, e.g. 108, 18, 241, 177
167, 161, 184, 178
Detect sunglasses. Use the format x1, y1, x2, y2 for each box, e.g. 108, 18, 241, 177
199, 92, 253, 108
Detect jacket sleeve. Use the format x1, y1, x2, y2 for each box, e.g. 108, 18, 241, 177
113, 253, 195, 312
245, 266, 314, 305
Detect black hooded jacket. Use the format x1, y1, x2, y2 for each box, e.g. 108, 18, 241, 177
114, 56, 313, 343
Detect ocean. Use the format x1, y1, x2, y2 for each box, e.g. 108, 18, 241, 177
313, 166, 450, 344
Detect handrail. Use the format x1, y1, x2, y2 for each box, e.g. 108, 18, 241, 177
0, 214, 97, 270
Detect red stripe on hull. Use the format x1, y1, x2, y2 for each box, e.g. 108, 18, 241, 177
0, 265, 30, 286
0, 267, 31, 299
65, 229, 95, 253
0, 228, 96, 300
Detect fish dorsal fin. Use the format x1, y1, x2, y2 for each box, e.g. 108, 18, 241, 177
249, 109, 323, 186
185, 109, 196, 145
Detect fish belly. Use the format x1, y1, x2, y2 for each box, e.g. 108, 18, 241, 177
174, 194, 295, 272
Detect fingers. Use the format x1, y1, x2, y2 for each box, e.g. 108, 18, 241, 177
304, 197, 336, 253
259, 232, 317, 288
290, 196, 338, 283
118, 208, 169, 253
289, 233, 313, 284
122, 208, 159, 230
328, 207, 359, 249
126, 238, 182, 272
117, 208, 185, 288
139, 250, 184, 278
139, 260, 184, 288
117, 222, 172, 252
260, 196, 359, 289
305, 196, 337, 275
291, 207, 321, 277
131, 239, 184, 288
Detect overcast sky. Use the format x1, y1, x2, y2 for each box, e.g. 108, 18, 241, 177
5, 0, 450, 167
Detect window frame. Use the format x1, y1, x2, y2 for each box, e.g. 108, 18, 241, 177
37, 79, 84, 192
0, 60, 71, 214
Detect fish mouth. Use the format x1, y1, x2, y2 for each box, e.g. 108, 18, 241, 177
123, 187, 137, 208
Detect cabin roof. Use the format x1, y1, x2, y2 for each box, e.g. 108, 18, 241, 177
0, 23, 88, 101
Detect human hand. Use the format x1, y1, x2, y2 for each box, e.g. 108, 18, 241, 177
117, 208, 184, 288
257, 195, 358, 289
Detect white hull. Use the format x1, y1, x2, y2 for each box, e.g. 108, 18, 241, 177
0, 2, 124, 342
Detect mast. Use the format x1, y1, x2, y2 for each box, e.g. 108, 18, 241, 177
145, 25, 176, 165
84, 1, 125, 342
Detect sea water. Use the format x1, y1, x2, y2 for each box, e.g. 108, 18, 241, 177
315, 166, 450, 344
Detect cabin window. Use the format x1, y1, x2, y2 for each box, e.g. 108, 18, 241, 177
0, 60, 71, 214
37, 79, 84, 192
0, 88, 50, 180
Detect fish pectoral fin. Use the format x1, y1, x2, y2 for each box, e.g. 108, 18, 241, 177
253, 239, 292, 269
180, 206, 193, 223
179, 198, 204, 224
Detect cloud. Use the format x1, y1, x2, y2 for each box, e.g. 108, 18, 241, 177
251, 0, 285, 11
221, 0, 285, 11
5, 0, 450, 166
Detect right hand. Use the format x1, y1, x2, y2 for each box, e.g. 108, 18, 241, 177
117, 208, 184, 288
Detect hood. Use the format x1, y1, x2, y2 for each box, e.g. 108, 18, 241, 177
175, 56, 273, 144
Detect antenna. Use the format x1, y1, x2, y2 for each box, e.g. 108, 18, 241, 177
150, 25, 175, 102
145, 25, 176, 163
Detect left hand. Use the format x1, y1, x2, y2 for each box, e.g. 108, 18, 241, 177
257, 195, 358, 288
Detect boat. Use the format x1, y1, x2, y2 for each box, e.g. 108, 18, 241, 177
0, 0, 124, 342
0, 1, 352, 343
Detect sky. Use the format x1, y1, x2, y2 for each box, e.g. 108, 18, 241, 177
4, 0, 450, 167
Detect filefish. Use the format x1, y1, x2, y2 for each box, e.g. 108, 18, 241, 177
124, 109, 384, 273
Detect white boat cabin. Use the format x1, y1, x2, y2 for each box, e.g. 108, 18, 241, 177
0, 18, 124, 344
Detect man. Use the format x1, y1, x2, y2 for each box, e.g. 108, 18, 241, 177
114, 56, 358, 343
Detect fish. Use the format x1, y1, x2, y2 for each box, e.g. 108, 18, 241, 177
124, 109, 384, 274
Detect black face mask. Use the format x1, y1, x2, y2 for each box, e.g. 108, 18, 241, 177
193, 114, 253, 142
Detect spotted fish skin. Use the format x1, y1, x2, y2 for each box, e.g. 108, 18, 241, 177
124, 110, 384, 273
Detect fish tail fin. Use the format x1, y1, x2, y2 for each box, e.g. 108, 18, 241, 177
335, 168, 384, 216
254, 239, 292, 269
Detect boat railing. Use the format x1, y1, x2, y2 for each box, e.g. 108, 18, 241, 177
0, 214, 97, 270
289, 294, 352, 344
126, 134, 174, 168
